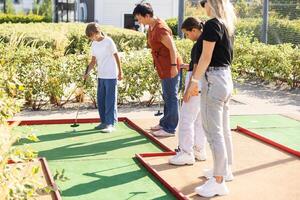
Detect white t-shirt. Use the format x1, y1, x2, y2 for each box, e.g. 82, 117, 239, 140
91, 36, 118, 79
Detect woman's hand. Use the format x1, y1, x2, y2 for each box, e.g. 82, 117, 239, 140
183, 82, 199, 102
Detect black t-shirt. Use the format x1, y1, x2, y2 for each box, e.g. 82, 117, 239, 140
200, 18, 233, 67
189, 36, 203, 71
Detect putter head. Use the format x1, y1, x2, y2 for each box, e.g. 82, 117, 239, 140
70, 124, 80, 128
154, 110, 163, 116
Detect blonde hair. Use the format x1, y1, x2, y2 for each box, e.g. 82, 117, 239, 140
208, 0, 236, 36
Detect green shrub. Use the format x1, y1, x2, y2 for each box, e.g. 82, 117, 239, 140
0, 13, 47, 23
0, 23, 147, 53
0, 24, 299, 112
167, 17, 300, 45
232, 34, 300, 87
166, 18, 178, 36
237, 18, 300, 45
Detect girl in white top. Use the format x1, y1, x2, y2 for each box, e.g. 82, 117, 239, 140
84, 23, 123, 133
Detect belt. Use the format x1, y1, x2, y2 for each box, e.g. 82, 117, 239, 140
207, 66, 229, 72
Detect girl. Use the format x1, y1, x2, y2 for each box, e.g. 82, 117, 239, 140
169, 17, 207, 166
84, 23, 123, 133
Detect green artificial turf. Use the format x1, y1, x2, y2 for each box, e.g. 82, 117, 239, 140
230, 115, 300, 152
14, 122, 176, 200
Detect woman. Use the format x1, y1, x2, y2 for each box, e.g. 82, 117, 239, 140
133, 3, 180, 137
184, 0, 236, 197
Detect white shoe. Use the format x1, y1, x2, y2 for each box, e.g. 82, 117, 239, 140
169, 151, 195, 165
150, 124, 162, 131
100, 125, 115, 133
194, 148, 207, 161
203, 168, 234, 182
151, 129, 175, 137
195, 177, 229, 198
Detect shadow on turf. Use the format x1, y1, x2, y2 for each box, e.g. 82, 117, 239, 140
37, 135, 150, 160
15, 128, 101, 145
62, 159, 176, 200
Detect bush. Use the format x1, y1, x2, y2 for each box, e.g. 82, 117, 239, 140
165, 18, 178, 36
0, 23, 147, 53
0, 24, 299, 112
167, 17, 300, 45
232, 34, 300, 87
0, 13, 47, 23
237, 18, 300, 45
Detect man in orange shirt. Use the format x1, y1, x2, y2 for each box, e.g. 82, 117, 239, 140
133, 3, 180, 137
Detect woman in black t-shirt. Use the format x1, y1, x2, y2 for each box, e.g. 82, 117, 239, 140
183, 0, 237, 197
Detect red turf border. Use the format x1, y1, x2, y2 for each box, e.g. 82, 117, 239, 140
7, 157, 61, 200
236, 126, 300, 157
136, 153, 188, 200
8, 117, 188, 199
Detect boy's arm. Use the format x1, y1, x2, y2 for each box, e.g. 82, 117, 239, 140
83, 56, 96, 80
113, 53, 123, 80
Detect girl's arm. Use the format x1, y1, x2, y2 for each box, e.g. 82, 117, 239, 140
183, 40, 216, 102
114, 53, 123, 80
83, 56, 96, 80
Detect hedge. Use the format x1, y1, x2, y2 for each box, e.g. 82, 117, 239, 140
0, 24, 299, 111
0, 13, 47, 23
0, 23, 147, 53
166, 17, 300, 45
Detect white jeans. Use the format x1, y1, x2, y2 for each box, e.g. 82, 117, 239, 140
178, 72, 206, 154
201, 68, 233, 176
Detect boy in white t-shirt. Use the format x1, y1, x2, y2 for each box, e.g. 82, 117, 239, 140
84, 23, 123, 133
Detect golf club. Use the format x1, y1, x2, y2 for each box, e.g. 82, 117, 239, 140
71, 65, 89, 130
178, 68, 184, 107
154, 92, 163, 116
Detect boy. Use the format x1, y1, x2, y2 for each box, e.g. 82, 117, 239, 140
84, 23, 123, 133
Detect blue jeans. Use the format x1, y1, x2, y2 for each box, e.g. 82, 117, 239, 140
97, 78, 117, 126
159, 74, 180, 133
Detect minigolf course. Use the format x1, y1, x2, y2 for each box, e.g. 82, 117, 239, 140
12, 114, 300, 200
13, 119, 176, 200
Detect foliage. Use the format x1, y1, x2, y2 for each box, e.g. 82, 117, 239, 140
232, 34, 300, 87
0, 23, 147, 53
167, 17, 300, 45
234, 0, 262, 18
0, 23, 299, 111
0, 13, 47, 23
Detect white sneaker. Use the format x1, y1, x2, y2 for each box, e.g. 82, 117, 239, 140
195, 177, 229, 198
203, 168, 234, 182
100, 125, 115, 133
194, 148, 207, 161
150, 124, 162, 131
151, 129, 175, 137
169, 151, 195, 165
